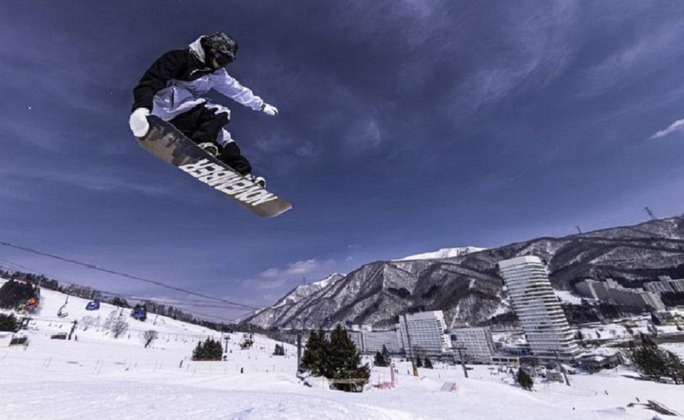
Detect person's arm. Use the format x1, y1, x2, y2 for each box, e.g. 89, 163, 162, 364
132, 50, 186, 111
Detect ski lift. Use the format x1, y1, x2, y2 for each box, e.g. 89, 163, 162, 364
132, 305, 147, 321
85, 299, 100, 311
57, 295, 69, 318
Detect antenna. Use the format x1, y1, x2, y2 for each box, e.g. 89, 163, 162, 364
644, 207, 657, 221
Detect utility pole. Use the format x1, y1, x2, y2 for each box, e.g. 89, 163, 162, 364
453, 343, 468, 378
296, 333, 302, 374
645, 207, 657, 221
402, 314, 419, 377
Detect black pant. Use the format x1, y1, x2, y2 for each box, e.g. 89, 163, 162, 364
169, 105, 252, 175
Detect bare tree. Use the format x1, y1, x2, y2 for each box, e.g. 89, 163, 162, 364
143, 330, 158, 348
110, 318, 129, 339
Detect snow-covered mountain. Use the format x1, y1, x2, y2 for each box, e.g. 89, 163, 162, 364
242, 215, 684, 330
239, 273, 345, 326
272, 273, 346, 309
396, 246, 486, 261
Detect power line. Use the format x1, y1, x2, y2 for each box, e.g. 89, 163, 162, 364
0, 240, 261, 311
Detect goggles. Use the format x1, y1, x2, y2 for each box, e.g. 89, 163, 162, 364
212, 49, 235, 67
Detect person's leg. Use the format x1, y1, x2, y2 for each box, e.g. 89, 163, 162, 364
218, 140, 252, 176
169, 105, 227, 146
169, 104, 258, 181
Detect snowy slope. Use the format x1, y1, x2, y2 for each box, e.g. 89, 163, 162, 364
2, 278, 684, 419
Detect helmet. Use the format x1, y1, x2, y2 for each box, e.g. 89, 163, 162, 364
201, 32, 238, 67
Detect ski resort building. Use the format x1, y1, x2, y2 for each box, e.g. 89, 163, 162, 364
450, 327, 496, 363
347, 329, 402, 354
577, 278, 665, 310
644, 275, 684, 295
398, 311, 451, 357
498, 256, 579, 362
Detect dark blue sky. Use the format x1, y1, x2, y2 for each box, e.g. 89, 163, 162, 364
1, 1, 683, 321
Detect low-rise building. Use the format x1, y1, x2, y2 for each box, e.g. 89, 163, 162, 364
576, 278, 665, 310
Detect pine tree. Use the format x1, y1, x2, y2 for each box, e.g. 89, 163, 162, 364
373, 344, 390, 367
300, 328, 327, 376
192, 338, 223, 361
374, 350, 387, 367
665, 351, 684, 385
627, 335, 670, 381
516, 367, 534, 391
424, 357, 433, 369
192, 341, 205, 361
382, 345, 390, 364
326, 324, 370, 392
0, 313, 17, 332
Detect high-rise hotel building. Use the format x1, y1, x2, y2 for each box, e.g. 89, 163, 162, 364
498, 256, 579, 362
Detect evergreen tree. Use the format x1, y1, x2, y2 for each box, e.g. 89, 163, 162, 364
326, 324, 370, 392
424, 357, 433, 369
192, 338, 223, 361
273, 344, 285, 356
374, 345, 390, 367
0, 313, 18, 332
374, 350, 387, 367
192, 341, 205, 360
628, 335, 684, 384
516, 367, 534, 391
300, 328, 327, 376
665, 351, 684, 385
628, 335, 669, 380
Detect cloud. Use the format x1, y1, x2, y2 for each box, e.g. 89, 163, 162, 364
576, 21, 684, 97
650, 118, 684, 140
259, 259, 335, 279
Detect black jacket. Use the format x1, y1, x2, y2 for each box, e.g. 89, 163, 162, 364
131, 49, 215, 112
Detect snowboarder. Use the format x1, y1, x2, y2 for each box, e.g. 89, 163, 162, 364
129, 32, 278, 186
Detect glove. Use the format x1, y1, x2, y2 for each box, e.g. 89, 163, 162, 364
129, 108, 151, 137
262, 103, 278, 116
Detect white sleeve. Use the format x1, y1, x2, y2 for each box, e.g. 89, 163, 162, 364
212, 69, 264, 111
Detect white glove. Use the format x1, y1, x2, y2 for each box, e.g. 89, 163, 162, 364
262, 103, 278, 116
129, 108, 151, 137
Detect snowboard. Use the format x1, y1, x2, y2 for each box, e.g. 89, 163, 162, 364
136, 115, 292, 218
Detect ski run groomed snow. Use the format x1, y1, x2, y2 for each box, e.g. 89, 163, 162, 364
2, 280, 684, 420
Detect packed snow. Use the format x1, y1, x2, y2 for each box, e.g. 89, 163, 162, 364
2, 280, 684, 419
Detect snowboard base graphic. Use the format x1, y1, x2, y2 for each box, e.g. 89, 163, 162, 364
136, 116, 291, 218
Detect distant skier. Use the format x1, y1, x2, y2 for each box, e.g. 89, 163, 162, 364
129, 32, 278, 186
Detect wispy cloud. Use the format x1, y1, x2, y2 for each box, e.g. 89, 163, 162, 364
650, 118, 684, 140
240, 258, 336, 292
259, 259, 335, 278
577, 22, 684, 97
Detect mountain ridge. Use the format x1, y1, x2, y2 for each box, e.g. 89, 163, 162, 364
242, 215, 684, 329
